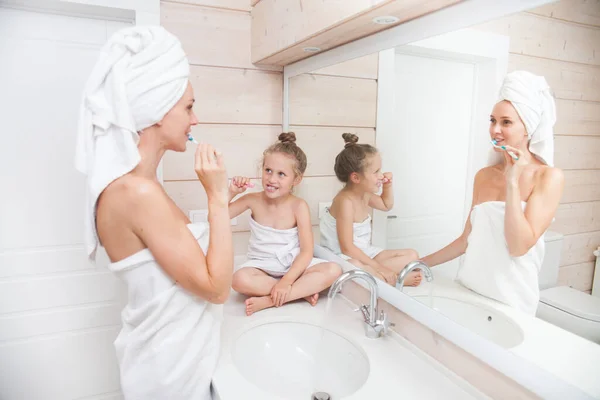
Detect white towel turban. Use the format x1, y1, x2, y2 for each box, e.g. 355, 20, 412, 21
75, 26, 190, 260
498, 70, 557, 166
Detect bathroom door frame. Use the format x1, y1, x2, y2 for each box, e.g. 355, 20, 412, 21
370, 29, 510, 250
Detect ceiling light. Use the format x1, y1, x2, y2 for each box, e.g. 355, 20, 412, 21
303, 47, 321, 53
372, 16, 399, 25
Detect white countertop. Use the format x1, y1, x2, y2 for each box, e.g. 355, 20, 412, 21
212, 290, 487, 400
403, 273, 600, 399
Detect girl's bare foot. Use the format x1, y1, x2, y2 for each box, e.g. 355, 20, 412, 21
303, 293, 319, 306
403, 270, 422, 287
245, 296, 274, 316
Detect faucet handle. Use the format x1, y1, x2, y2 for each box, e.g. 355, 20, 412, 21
378, 310, 394, 334
354, 304, 371, 323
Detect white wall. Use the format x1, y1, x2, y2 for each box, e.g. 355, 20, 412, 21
0, 2, 157, 398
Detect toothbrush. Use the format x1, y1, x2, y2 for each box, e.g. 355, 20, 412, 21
491, 140, 519, 160
187, 134, 199, 145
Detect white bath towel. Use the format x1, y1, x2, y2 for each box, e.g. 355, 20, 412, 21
109, 223, 221, 400
75, 26, 189, 260
239, 217, 326, 276
456, 201, 545, 315
498, 70, 557, 166
319, 208, 383, 260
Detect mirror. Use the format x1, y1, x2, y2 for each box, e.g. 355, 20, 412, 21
285, 14, 600, 399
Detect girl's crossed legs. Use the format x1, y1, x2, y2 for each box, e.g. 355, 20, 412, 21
232, 262, 342, 316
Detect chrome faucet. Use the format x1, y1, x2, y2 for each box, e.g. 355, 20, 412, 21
328, 269, 393, 339
397, 260, 434, 291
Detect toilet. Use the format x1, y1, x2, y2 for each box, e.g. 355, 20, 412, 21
537, 231, 600, 344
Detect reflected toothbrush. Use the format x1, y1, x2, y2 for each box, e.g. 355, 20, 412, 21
490, 140, 518, 160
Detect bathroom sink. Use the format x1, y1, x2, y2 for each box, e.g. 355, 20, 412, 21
414, 295, 524, 348
232, 321, 369, 399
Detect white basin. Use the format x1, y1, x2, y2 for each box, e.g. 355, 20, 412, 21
414, 295, 524, 348
232, 321, 369, 399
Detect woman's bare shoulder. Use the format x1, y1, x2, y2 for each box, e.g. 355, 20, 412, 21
535, 165, 564, 191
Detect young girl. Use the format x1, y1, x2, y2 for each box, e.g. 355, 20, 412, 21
229, 132, 342, 316
320, 133, 421, 286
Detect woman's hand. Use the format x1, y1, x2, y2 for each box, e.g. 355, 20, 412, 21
271, 280, 292, 307
502, 145, 528, 184
229, 176, 252, 198
195, 143, 228, 204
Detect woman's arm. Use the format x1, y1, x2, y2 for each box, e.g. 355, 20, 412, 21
132, 144, 233, 304
505, 164, 564, 257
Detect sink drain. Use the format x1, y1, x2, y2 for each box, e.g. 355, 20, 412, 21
311, 392, 331, 400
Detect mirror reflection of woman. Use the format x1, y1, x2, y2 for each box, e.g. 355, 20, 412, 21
422, 71, 564, 316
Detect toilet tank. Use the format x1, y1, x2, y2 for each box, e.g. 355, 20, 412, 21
539, 231, 564, 290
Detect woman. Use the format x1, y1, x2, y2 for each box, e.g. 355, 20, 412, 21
422, 71, 564, 316
75, 27, 232, 399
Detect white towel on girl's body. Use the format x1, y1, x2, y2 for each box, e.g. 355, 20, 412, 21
498, 71, 557, 167
456, 201, 544, 316
239, 217, 327, 277
109, 223, 221, 400
75, 26, 189, 260
319, 208, 383, 260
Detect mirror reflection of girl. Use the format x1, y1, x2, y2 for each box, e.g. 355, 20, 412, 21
321, 133, 421, 286
421, 71, 564, 316
229, 133, 342, 316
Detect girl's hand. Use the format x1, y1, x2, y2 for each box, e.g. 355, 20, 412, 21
376, 266, 397, 285
194, 143, 228, 204
382, 172, 393, 185
502, 145, 528, 184
229, 176, 253, 197
271, 280, 292, 307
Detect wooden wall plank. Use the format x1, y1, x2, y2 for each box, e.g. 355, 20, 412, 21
163, 125, 280, 181
161, 2, 280, 71
189, 65, 282, 125
561, 170, 600, 203
558, 262, 595, 292
289, 74, 377, 127
295, 176, 345, 225
291, 126, 376, 176
560, 231, 600, 266
555, 99, 600, 136
554, 135, 600, 170
162, 0, 252, 12
476, 13, 600, 66
163, 125, 375, 181
527, 0, 600, 28
551, 201, 600, 235
508, 54, 600, 102
312, 53, 379, 79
